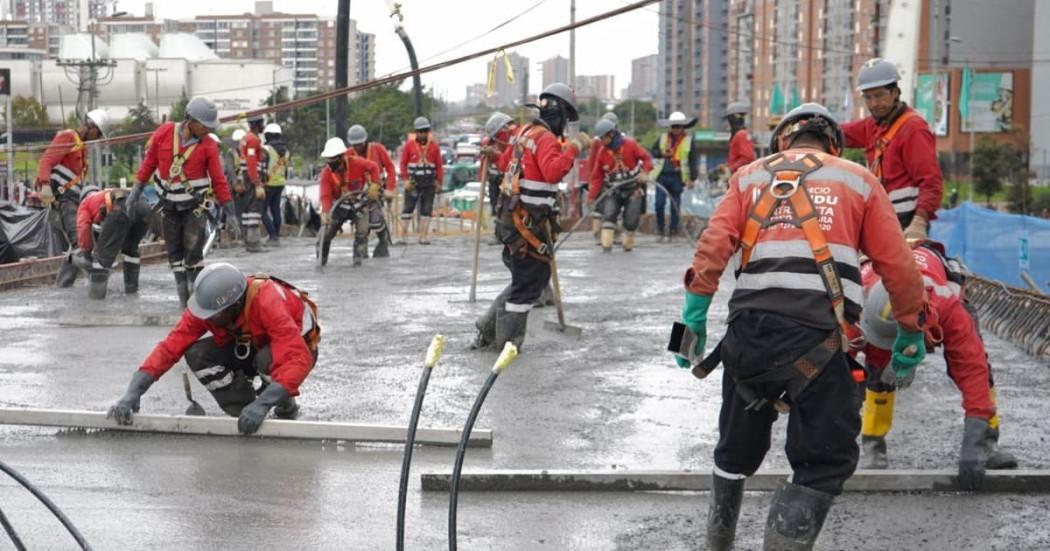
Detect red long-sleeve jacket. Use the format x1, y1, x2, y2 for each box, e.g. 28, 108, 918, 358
861, 243, 994, 419
582, 139, 604, 183
239, 131, 263, 186
497, 122, 579, 187
841, 105, 943, 223
76, 190, 109, 251
319, 155, 380, 213
136, 122, 232, 204
484, 124, 519, 174
727, 130, 756, 173
139, 277, 315, 395
348, 143, 396, 190
588, 138, 653, 200
399, 136, 443, 185
685, 147, 927, 331
37, 129, 87, 190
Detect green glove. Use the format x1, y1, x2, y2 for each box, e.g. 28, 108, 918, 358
675, 292, 712, 369
881, 326, 926, 389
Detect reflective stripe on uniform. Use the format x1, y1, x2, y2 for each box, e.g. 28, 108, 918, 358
735, 270, 863, 307
195, 365, 226, 378
204, 372, 234, 390
923, 275, 959, 299
505, 301, 533, 313
808, 166, 872, 199
887, 186, 919, 214
747, 240, 861, 272
123, 255, 140, 264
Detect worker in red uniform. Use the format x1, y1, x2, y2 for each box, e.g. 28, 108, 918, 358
124, 97, 240, 308
346, 124, 395, 258
588, 117, 653, 253
41, 110, 110, 287
398, 116, 444, 244
73, 186, 151, 299
235, 114, 267, 252
857, 240, 1018, 489
583, 111, 618, 241
724, 101, 756, 173
108, 263, 320, 434
673, 103, 929, 550
842, 58, 943, 240
317, 138, 382, 267
471, 83, 589, 351
480, 112, 518, 245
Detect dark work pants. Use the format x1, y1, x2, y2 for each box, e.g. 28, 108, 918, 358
487, 174, 502, 216
600, 184, 644, 231
502, 245, 551, 313
235, 186, 264, 235
54, 192, 80, 251
654, 172, 684, 232
262, 186, 284, 238
712, 312, 861, 496
401, 183, 436, 218
161, 205, 208, 274
92, 198, 151, 269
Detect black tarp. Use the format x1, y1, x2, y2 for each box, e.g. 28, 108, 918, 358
0, 203, 67, 262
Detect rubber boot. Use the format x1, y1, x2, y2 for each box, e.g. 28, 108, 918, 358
763, 480, 834, 551
56, 258, 80, 288
600, 228, 615, 253
859, 435, 888, 469
622, 231, 636, 252
174, 271, 190, 309
591, 218, 602, 245
123, 260, 140, 295
958, 416, 990, 491
274, 395, 300, 420
658, 229, 667, 243
244, 227, 264, 252
266, 235, 281, 248
88, 268, 109, 300
706, 473, 745, 551
353, 237, 368, 267
398, 219, 411, 245
533, 285, 555, 308
320, 237, 332, 267
373, 229, 391, 258
494, 309, 528, 351
418, 216, 431, 244
471, 291, 506, 350
985, 426, 1019, 469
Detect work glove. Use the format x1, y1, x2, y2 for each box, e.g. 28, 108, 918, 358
367, 182, 381, 201
674, 292, 712, 369
903, 213, 929, 241
222, 201, 243, 241
637, 170, 650, 184
880, 326, 927, 389
321, 211, 331, 225
480, 144, 497, 158
238, 383, 291, 434
37, 183, 54, 207
569, 132, 592, 152
383, 189, 395, 200
254, 184, 265, 200
71, 249, 93, 270
106, 371, 156, 426
958, 417, 990, 491
404, 180, 416, 192
124, 182, 144, 212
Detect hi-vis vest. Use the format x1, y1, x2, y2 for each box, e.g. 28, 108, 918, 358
650, 131, 691, 182
156, 123, 211, 207
263, 144, 288, 186
50, 131, 86, 197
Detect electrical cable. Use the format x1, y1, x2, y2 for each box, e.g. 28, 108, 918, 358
0, 459, 92, 551
0, 505, 28, 551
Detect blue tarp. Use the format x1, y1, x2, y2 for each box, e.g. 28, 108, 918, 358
931, 202, 1050, 293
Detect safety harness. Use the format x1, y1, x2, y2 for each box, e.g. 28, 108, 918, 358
50, 131, 87, 196
232, 274, 321, 360
694, 152, 864, 410
496, 123, 558, 261
406, 137, 437, 184
156, 124, 213, 210
870, 110, 916, 181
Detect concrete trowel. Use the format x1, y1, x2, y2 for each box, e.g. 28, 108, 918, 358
182, 372, 206, 416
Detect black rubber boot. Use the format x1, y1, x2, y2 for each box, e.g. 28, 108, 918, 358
123, 261, 140, 294
859, 435, 888, 469
174, 271, 190, 308
706, 473, 745, 551
959, 416, 990, 491
373, 230, 391, 258
88, 269, 110, 300
244, 228, 264, 252
320, 237, 332, 267
533, 285, 555, 308
274, 396, 300, 420
763, 480, 833, 551
353, 237, 368, 267
494, 309, 528, 351
56, 258, 80, 288
985, 427, 1019, 469
471, 292, 506, 350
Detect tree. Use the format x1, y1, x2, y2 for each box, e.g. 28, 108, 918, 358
613, 100, 658, 141
169, 88, 189, 123
110, 102, 155, 178
12, 96, 49, 128
344, 83, 436, 151
972, 137, 1024, 206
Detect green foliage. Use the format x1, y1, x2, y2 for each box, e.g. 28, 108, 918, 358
1005, 180, 1034, 214
972, 137, 1024, 206
842, 148, 867, 166
169, 88, 189, 123
110, 101, 156, 178
344, 84, 436, 151
262, 86, 291, 126
281, 94, 327, 162
11, 96, 49, 128
612, 100, 657, 140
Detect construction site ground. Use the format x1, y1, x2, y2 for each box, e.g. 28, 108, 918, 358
0, 233, 1048, 550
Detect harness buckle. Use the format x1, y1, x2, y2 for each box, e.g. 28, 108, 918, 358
770, 172, 801, 199
234, 339, 252, 360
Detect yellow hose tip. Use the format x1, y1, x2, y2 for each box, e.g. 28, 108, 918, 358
492, 342, 519, 373
425, 335, 447, 369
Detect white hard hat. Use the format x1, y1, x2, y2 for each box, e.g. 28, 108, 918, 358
666, 111, 698, 128
860, 279, 897, 350
263, 123, 282, 135
231, 129, 246, 142
321, 137, 347, 158
85, 109, 110, 137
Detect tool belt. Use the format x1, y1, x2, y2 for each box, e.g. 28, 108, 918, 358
495, 193, 557, 262
407, 164, 436, 186
233, 274, 321, 360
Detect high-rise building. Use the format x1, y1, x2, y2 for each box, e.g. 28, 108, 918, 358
658, 0, 729, 127
540, 55, 569, 89
10, 0, 107, 31
465, 83, 488, 107
627, 54, 659, 101
486, 51, 528, 108
576, 74, 616, 102
356, 31, 374, 84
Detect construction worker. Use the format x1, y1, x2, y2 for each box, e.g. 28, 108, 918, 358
235, 114, 268, 252
471, 82, 589, 351
724, 101, 756, 173
107, 262, 319, 435
584, 111, 618, 239
72, 186, 151, 299
261, 123, 289, 247
317, 138, 382, 267
649, 111, 698, 242
125, 97, 240, 308
674, 103, 929, 550
842, 58, 943, 240
41, 110, 110, 287
398, 116, 443, 245
588, 117, 653, 253
346, 124, 395, 257
481, 112, 518, 245
857, 240, 1017, 489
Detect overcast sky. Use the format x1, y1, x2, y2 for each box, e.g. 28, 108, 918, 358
113, 0, 659, 101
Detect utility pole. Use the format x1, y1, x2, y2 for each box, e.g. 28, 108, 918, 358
569, 0, 575, 90
335, 0, 350, 140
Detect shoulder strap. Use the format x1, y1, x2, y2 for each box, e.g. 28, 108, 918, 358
871, 111, 917, 179
170, 124, 200, 183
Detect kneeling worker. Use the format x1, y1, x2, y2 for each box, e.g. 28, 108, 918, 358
75, 186, 152, 299
108, 263, 320, 434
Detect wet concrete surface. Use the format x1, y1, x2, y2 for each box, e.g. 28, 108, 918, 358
0, 233, 1048, 549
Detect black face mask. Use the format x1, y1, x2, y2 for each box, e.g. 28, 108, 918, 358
326, 159, 343, 172
539, 106, 567, 137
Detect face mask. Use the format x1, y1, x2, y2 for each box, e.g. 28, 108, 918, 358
609, 131, 624, 150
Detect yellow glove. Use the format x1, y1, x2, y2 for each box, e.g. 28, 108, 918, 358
367, 182, 381, 201
570, 132, 592, 152
254, 185, 265, 200
903, 213, 929, 242
636, 170, 649, 184
37, 184, 54, 207
383, 189, 395, 200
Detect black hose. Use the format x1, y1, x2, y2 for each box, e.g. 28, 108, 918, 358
396, 365, 434, 551
0, 460, 92, 550
648, 180, 703, 242
448, 370, 501, 551
554, 179, 634, 253
0, 505, 27, 551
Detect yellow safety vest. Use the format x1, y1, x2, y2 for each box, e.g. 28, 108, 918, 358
649, 132, 691, 182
